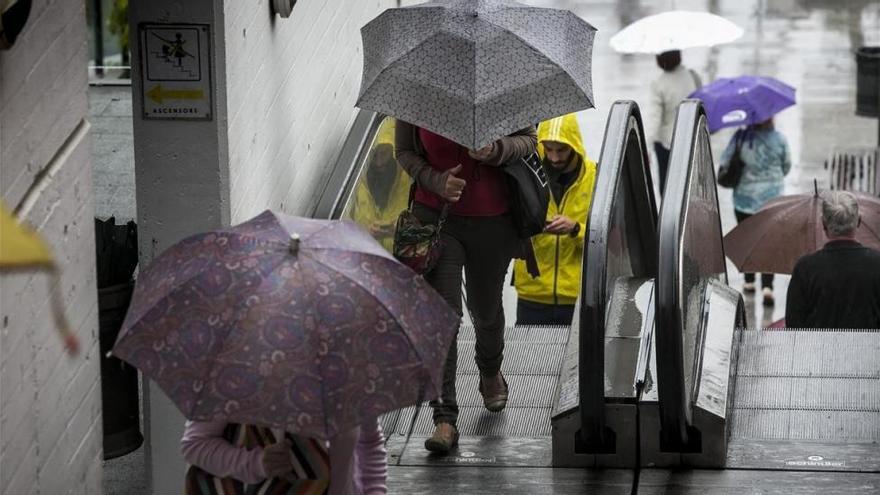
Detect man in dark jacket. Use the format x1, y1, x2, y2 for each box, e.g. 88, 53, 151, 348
785, 191, 880, 329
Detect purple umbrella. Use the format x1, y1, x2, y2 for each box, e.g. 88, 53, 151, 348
689, 76, 796, 132
112, 210, 458, 439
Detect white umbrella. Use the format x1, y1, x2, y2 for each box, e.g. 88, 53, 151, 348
610, 11, 743, 54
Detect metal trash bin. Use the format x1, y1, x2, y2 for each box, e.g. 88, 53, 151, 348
99, 280, 143, 459
95, 217, 142, 459
855, 46, 879, 118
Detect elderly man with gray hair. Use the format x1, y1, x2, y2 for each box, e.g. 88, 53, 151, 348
785, 191, 880, 329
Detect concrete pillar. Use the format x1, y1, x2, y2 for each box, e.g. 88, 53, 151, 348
128, 0, 229, 492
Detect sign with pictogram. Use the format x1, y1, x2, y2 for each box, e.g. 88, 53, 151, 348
139, 23, 212, 120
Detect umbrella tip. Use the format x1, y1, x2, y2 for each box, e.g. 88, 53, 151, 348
289, 234, 300, 255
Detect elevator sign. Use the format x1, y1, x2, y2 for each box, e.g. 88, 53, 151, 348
139, 23, 212, 120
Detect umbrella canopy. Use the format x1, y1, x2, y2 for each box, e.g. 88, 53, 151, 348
356, 0, 597, 149
609, 11, 743, 54
689, 76, 796, 132
723, 192, 880, 275
112, 210, 459, 439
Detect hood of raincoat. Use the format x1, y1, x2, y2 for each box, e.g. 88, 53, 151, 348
537, 113, 587, 168
515, 114, 597, 306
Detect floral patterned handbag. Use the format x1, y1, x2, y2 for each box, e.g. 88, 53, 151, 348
392, 187, 449, 275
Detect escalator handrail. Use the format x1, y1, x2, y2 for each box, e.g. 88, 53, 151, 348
578, 101, 657, 449
311, 110, 385, 220
654, 99, 726, 449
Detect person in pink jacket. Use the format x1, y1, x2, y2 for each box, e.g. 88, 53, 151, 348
180, 418, 387, 494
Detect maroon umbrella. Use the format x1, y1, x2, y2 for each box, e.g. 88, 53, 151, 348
112, 210, 458, 439
723, 190, 880, 275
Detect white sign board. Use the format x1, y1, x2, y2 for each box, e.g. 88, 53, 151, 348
139, 23, 212, 120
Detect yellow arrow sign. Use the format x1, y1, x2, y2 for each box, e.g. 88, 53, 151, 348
147, 84, 204, 104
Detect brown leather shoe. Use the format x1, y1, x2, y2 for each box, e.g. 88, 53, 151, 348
479, 372, 509, 412
424, 422, 459, 454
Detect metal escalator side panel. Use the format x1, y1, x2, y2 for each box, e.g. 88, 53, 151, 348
571, 100, 658, 453
655, 100, 728, 451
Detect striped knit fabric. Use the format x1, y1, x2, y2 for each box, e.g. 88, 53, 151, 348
184, 424, 330, 495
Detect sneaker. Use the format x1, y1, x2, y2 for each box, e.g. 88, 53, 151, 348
742, 282, 756, 294
762, 287, 775, 306
479, 372, 509, 412
424, 422, 458, 454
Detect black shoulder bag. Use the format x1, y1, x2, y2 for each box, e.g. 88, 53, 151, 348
501, 152, 550, 238
501, 152, 549, 277
717, 132, 746, 188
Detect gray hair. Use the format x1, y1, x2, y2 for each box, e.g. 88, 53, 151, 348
821, 190, 859, 237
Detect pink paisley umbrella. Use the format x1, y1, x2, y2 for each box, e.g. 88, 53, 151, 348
112, 210, 458, 439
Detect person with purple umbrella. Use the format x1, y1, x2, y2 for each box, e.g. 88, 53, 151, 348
692, 75, 797, 305
719, 117, 792, 305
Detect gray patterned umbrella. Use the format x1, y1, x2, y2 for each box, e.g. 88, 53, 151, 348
357, 0, 597, 149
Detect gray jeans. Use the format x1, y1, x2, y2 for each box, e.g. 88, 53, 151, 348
413, 203, 519, 426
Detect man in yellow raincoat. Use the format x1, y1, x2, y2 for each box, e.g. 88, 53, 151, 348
347, 118, 411, 252
513, 114, 597, 325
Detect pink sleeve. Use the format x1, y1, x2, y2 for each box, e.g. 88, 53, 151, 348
180, 420, 266, 484
357, 419, 388, 495
327, 427, 359, 495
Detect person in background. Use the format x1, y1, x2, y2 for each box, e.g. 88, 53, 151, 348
785, 191, 880, 329
349, 119, 412, 252
181, 418, 387, 494
396, 121, 537, 454
514, 114, 597, 326
648, 49, 702, 192
721, 117, 791, 305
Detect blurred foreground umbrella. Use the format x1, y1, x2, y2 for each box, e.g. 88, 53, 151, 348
689, 76, 796, 132
723, 188, 880, 275
0, 200, 78, 354
112, 211, 458, 439
356, 0, 597, 149
610, 11, 742, 54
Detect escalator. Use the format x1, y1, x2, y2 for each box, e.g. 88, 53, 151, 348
639, 100, 880, 492
310, 101, 879, 493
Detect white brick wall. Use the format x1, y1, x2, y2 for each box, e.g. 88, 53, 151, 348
224, 0, 397, 222
0, 0, 101, 493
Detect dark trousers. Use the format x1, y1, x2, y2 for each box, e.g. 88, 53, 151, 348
653, 141, 670, 192
516, 299, 575, 326
413, 203, 518, 426
734, 209, 774, 288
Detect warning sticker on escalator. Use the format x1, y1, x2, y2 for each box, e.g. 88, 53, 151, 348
784, 455, 845, 468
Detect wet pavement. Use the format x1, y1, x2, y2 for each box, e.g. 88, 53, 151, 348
90, 0, 880, 492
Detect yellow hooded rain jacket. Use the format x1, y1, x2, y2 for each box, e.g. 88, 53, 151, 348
348, 118, 412, 252
514, 114, 597, 306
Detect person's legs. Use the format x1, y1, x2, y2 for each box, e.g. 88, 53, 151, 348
413, 205, 465, 429
734, 210, 757, 289
516, 299, 575, 326
463, 216, 517, 377
463, 214, 518, 412
516, 299, 557, 326
653, 141, 670, 191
